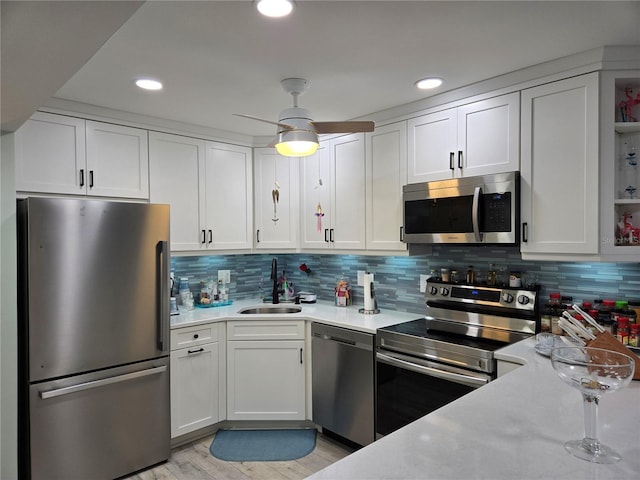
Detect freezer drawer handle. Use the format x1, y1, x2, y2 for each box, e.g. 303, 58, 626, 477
39, 365, 167, 400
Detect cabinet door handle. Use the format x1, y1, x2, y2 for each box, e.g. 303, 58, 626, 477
458, 150, 463, 169
89, 170, 94, 188
188, 348, 204, 355
79, 169, 85, 187
300, 348, 303, 364
256, 229, 260, 243
324, 229, 329, 243
522, 222, 528, 243
201, 230, 206, 244
449, 152, 455, 170
330, 228, 335, 243
208, 230, 213, 244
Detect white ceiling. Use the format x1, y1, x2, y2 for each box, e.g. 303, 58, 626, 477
7, 1, 640, 139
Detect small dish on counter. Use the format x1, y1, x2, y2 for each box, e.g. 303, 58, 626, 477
196, 299, 233, 308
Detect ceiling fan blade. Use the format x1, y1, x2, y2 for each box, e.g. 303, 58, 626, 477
233, 113, 294, 130
311, 121, 375, 134
266, 137, 278, 148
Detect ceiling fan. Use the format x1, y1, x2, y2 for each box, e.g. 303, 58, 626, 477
234, 78, 374, 157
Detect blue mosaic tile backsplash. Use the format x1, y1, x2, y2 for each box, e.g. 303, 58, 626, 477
171, 247, 640, 315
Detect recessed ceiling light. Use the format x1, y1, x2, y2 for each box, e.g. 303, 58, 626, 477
415, 78, 443, 90
135, 78, 163, 91
256, 0, 293, 18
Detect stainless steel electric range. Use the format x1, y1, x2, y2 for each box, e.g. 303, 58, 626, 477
375, 280, 540, 437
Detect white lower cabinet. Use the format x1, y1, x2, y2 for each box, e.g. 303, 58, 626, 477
170, 323, 225, 438
226, 320, 306, 421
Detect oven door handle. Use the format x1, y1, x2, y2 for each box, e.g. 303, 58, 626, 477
376, 352, 489, 388
472, 186, 483, 242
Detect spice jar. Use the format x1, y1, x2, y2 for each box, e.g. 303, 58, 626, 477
548, 293, 563, 335
598, 299, 616, 333
628, 300, 640, 325
616, 317, 630, 345
629, 324, 640, 347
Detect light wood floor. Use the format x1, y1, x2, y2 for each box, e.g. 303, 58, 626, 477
125, 431, 355, 480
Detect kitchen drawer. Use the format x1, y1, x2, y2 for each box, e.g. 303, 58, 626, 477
227, 320, 305, 341
171, 323, 220, 350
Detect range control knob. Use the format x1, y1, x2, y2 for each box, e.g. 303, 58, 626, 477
428, 286, 438, 296
517, 295, 530, 305
502, 293, 514, 304
440, 287, 450, 296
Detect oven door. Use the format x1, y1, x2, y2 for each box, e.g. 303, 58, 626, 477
375, 349, 492, 437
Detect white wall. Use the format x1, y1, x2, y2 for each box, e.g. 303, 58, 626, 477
1, 132, 18, 479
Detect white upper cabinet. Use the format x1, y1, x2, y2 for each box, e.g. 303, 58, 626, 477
149, 132, 252, 251
520, 72, 599, 257
253, 149, 299, 250
300, 133, 366, 250
365, 122, 407, 251
203, 141, 253, 250
15, 112, 149, 199
15, 112, 86, 195
407, 92, 520, 183
149, 132, 205, 251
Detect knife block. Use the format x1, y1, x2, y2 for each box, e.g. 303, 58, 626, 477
586, 331, 640, 381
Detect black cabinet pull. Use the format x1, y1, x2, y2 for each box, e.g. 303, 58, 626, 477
79, 169, 85, 187
522, 222, 528, 243
89, 170, 94, 188
330, 228, 335, 243
449, 152, 455, 170
256, 229, 260, 243
188, 348, 204, 355
458, 150, 463, 169
201, 230, 206, 244
208, 230, 213, 244
324, 228, 329, 243
300, 348, 303, 364
193, 334, 199, 339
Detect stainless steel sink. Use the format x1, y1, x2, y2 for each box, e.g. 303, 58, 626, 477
238, 305, 302, 315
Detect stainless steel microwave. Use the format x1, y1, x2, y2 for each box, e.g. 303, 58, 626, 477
402, 171, 520, 245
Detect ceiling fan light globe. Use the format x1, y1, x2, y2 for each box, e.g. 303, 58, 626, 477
256, 0, 293, 17
275, 129, 318, 157
276, 140, 318, 157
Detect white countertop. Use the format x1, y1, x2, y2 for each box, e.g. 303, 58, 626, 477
307, 336, 640, 480
170, 298, 423, 334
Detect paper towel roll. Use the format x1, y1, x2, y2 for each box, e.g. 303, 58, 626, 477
363, 273, 375, 311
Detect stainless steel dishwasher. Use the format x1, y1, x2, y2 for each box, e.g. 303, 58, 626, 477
311, 322, 375, 446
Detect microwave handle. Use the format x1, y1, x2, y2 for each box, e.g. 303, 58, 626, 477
472, 186, 483, 242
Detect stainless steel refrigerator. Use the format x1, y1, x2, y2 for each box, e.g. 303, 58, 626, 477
17, 197, 171, 480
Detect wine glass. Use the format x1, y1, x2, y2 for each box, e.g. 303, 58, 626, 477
550, 346, 635, 464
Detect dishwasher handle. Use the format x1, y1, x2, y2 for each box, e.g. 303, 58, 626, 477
311, 324, 373, 351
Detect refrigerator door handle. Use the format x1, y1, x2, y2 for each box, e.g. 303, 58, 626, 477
39, 365, 167, 399
157, 240, 169, 353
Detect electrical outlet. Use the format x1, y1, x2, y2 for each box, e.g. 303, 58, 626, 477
218, 270, 231, 284
420, 274, 429, 293
357, 270, 365, 286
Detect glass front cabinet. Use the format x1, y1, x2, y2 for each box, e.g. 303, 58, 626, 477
601, 71, 640, 258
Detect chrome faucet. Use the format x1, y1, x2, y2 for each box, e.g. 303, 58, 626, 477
270, 257, 282, 304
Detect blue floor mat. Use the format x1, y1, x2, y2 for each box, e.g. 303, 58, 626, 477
209, 429, 317, 462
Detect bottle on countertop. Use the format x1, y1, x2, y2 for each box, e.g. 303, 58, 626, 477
547, 293, 563, 335
486, 264, 497, 287
628, 300, 640, 325
466, 266, 475, 284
